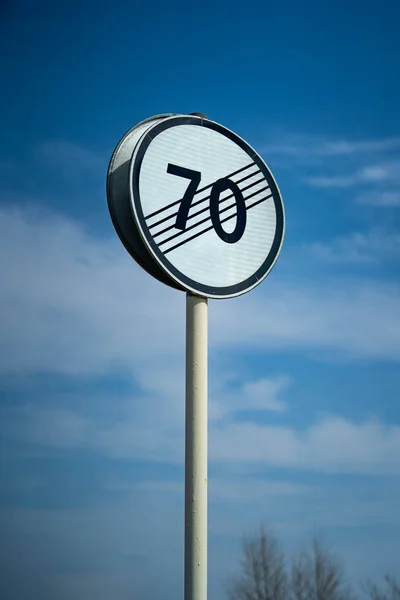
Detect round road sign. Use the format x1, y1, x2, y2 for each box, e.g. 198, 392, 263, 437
107, 114, 285, 299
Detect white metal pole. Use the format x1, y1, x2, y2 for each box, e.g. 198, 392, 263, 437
185, 292, 208, 600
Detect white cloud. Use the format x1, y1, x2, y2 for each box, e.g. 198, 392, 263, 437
2, 400, 184, 463
308, 229, 400, 264
1, 199, 399, 475
210, 376, 289, 420
0, 204, 184, 375
211, 280, 400, 362
322, 138, 400, 155
263, 133, 400, 195
4, 399, 400, 475
263, 135, 400, 159
239, 377, 288, 411
1, 204, 400, 379
357, 190, 400, 207
210, 417, 400, 474
303, 160, 400, 188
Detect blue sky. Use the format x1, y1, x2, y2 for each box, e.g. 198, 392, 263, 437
1, 0, 400, 598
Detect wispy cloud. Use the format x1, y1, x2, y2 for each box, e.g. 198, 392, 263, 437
264, 135, 400, 159
0, 204, 184, 375
4, 400, 400, 475
307, 229, 400, 264
210, 377, 289, 420
212, 281, 400, 362
303, 160, 400, 188
262, 133, 400, 204
1, 204, 399, 376
357, 190, 400, 207
211, 417, 400, 474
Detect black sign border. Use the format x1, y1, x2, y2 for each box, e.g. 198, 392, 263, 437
130, 116, 285, 299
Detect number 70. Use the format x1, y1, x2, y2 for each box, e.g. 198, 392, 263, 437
167, 163, 247, 244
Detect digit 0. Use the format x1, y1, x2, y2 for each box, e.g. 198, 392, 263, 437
210, 178, 246, 243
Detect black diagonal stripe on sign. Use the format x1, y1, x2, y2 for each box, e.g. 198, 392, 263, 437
152, 175, 267, 240
144, 162, 256, 221
148, 167, 262, 231
163, 192, 273, 255
158, 184, 270, 248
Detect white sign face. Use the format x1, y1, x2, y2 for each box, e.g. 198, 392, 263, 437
129, 115, 284, 298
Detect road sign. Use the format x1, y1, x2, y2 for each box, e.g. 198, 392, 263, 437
107, 113, 286, 600
107, 114, 284, 298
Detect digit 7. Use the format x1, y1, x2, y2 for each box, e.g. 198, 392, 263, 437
167, 163, 201, 231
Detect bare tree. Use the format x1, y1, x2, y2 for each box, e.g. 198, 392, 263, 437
291, 538, 352, 600
227, 525, 398, 600
227, 526, 288, 600
363, 575, 400, 600
291, 549, 310, 600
